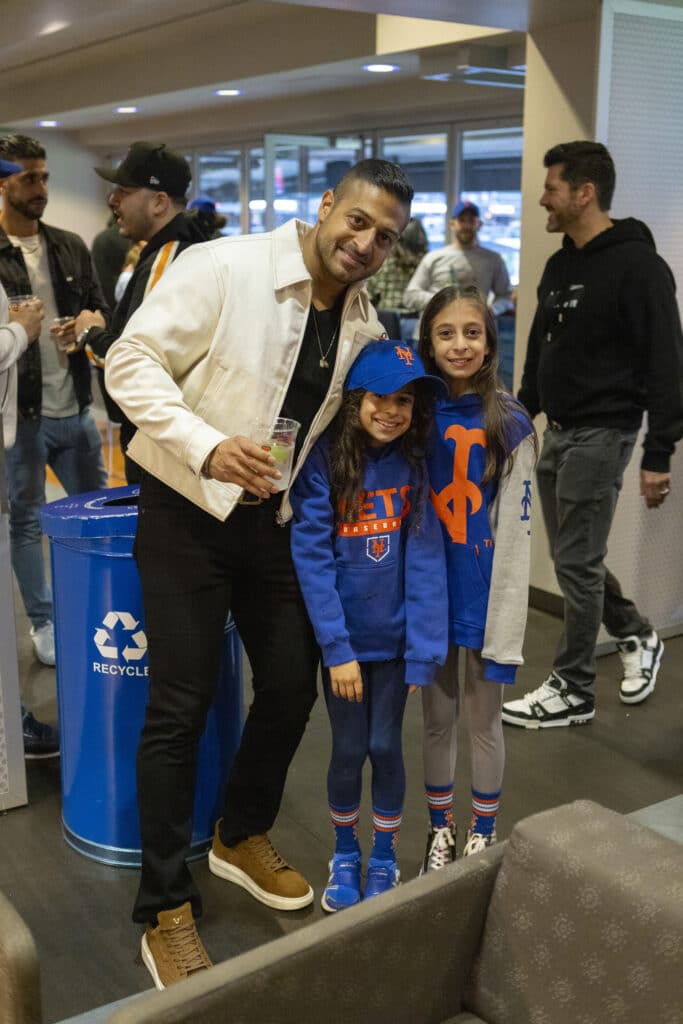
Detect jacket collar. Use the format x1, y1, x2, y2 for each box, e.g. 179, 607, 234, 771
271, 217, 371, 322
0, 220, 60, 252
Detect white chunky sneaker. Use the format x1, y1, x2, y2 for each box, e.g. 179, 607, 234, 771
419, 824, 457, 875
30, 621, 55, 666
617, 631, 663, 705
502, 674, 595, 728
463, 829, 497, 857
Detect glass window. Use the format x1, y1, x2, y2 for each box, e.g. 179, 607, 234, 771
248, 147, 265, 234
379, 133, 448, 249
304, 143, 363, 222
196, 150, 242, 236
460, 127, 522, 285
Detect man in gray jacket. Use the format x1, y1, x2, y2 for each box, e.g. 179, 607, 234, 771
404, 200, 512, 315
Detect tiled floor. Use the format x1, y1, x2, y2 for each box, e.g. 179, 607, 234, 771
3, 415, 682, 1022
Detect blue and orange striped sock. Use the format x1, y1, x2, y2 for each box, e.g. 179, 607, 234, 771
470, 788, 500, 837
370, 806, 402, 861
329, 803, 360, 854
425, 783, 454, 830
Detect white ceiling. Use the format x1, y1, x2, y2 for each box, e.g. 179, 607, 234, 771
0, 0, 612, 148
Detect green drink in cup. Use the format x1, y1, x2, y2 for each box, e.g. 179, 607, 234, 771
259, 417, 301, 492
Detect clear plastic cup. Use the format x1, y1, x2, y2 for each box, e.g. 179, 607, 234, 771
8, 293, 37, 309
50, 316, 75, 351
258, 417, 301, 492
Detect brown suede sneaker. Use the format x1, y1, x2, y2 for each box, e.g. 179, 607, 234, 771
208, 828, 314, 910
141, 901, 212, 990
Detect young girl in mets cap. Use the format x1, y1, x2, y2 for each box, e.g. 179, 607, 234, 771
290, 339, 448, 911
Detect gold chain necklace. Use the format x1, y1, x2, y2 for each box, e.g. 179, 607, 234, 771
311, 307, 339, 369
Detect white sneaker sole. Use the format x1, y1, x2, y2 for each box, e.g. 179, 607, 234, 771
320, 890, 360, 913
501, 709, 595, 729
208, 850, 314, 910
141, 934, 165, 991
619, 643, 662, 705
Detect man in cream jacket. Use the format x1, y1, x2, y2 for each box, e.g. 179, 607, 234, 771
105, 159, 413, 989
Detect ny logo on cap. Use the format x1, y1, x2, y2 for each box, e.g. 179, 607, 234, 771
395, 345, 414, 366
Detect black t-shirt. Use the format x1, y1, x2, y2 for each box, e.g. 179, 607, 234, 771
279, 297, 344, 461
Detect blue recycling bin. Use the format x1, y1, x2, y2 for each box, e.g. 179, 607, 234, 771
41, 485, 242, 867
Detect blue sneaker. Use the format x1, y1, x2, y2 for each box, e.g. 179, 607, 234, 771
364, 856, 400, 900
321, 852, 362, 913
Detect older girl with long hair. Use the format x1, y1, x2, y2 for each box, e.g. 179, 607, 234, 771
417, 285, 537, 869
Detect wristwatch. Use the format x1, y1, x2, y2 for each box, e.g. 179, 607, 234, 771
76, 325, 96, 348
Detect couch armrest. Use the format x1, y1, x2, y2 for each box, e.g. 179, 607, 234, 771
466, 800, 683, 1023
108, 844, 505, 1024
0, 889, 42, 1024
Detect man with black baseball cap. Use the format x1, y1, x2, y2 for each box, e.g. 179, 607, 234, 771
94, 141, 191, 197
75, 141, 210, 481
404, 198, 512, 315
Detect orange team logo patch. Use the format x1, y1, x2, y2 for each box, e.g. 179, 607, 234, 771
431, 424, 486, 544
367, 535, 390, 562
394, 345, 414, 366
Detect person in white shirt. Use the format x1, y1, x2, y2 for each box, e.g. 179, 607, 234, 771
0, 134, 108, 670
404, 200, 512, 317
0, 155, 60, 759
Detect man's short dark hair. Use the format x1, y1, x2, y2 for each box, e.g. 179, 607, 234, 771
333, 159, 414, 207
543, 141, 615, 211
0, 134, 46, 163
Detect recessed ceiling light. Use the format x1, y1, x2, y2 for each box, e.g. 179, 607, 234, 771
39, 20, 70, 35
214, 89, 243, 97
363, 63, 399, 74
116, 106, 139, 114
38, 120, 61, 128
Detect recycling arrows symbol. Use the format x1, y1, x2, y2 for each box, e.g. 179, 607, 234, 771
94, 611, 147, 661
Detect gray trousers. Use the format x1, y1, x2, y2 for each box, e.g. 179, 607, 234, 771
536, 426, 650, 697
421, 646, 505, 796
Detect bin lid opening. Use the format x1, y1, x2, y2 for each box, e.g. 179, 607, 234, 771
41, 485, 140, 539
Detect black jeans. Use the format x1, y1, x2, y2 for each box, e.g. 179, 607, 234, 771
131, 474, 318, 924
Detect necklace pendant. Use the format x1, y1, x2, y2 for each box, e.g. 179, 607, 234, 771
319, 357, 329, 368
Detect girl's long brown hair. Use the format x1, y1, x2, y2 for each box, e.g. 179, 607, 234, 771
417, 285, 536, 485
329, 386, 435, 527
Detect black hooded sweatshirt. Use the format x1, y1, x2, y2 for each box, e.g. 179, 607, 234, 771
519, 217, 683, 472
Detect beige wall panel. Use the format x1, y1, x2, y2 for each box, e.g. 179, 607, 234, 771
516, 13, 600, 597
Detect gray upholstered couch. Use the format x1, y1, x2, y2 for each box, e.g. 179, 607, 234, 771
3, 800, 681, 1023
107, 799, 682, 1024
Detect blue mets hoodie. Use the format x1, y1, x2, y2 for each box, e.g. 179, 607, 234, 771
428, 392, 536, 684
290, 436, 448, 687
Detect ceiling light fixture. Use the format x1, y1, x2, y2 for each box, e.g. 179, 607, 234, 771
39, 20, 70, 35
363, 63, 399, 74
116, 106, 139, 114
214, 89, 243, 97
38, 120, 61, 128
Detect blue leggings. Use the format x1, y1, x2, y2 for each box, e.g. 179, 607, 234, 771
324, 659, 408, 812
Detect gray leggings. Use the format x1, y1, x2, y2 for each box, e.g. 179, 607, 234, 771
421, 645, 505, 795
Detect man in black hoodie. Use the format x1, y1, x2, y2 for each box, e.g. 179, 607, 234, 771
502, 141, 683, 728
74, 142, 211, 482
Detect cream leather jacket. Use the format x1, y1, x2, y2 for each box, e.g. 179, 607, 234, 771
105, 218, 385, 521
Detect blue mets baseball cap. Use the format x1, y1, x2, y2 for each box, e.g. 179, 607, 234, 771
452, 199, 480, 219
188, 195, 216, 214
0, 158, 22, 178
345, 339, 447, 398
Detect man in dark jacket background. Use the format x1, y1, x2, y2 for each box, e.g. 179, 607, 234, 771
74, 141, 211, 482
502, 140, 683, 728
0, 133, 108, 682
